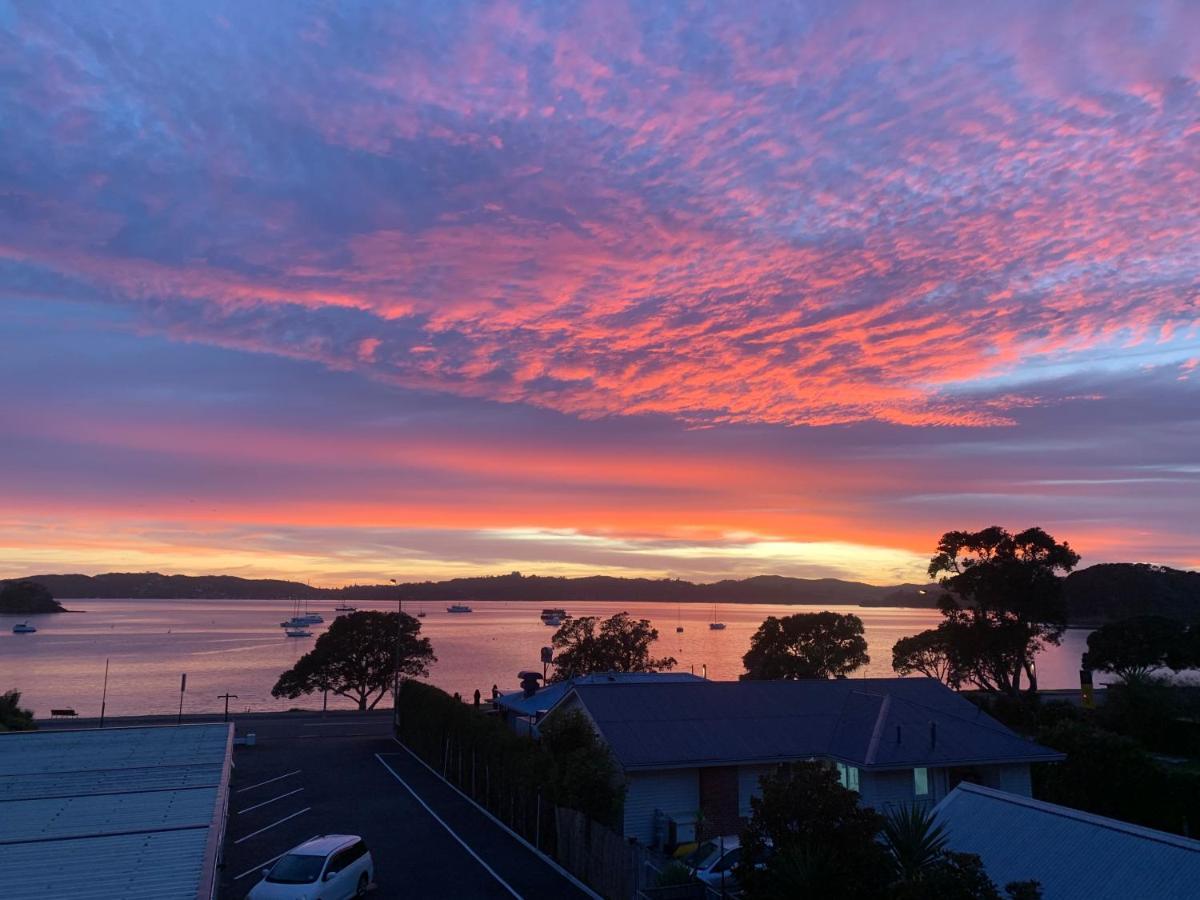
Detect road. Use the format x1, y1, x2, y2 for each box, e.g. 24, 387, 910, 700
215, 711, 593, 900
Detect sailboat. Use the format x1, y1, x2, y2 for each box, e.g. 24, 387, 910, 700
675, 600, 684, 633
709, 604, 726, 630
280, 598, 311, 629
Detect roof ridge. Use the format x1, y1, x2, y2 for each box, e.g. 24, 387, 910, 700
864, 694, 891, 765
949, 784, 1200, 852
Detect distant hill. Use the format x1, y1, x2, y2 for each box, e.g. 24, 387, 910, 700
10, 570, 934, 607
12, 564, 1197, 625
1064, 563, 1200, 626
0, 580, 66, 614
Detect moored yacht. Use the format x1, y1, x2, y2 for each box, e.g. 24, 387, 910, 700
12, 621, 37, 633
446, 604, 473, 613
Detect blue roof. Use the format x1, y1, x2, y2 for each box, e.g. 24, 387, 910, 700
497, 671, 704, 717
0, 724, 233, 900
934, 783, 1200, 900
563, 678, 1063, 771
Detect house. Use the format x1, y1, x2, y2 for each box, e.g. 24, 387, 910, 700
542, 677, 1064, 847
933, 783, 1200, 900
495, 671, 704, 736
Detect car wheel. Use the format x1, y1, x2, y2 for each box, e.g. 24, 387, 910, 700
356, 871, 369, 896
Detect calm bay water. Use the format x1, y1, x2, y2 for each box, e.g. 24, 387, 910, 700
0, 599, 1098, 718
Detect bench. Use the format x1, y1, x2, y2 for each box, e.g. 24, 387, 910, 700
50, 708, 78, 718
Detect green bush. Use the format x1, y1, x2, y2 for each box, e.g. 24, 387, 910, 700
394, 680, 623, 833
0, 690, 35, 731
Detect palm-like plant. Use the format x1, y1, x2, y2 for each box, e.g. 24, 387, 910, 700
882, 804, 949, 883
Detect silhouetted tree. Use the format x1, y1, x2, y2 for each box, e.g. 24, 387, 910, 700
0, 689, 35, 731
548, 612, 675, 682
892, 625, 961, 686
741, 762, 891, 900
272, 611, 434, 710
740, 764, 1040, 900
1084, 616, 1188, 681
929, 526, 1079, 695
0, 580, 63, 614
742, 611, 869, 680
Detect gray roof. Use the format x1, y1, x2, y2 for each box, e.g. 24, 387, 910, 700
564, 678, 1063, 771
497, 671, 704, 717
934, 783, 1200, 900
0, 724, 233, 900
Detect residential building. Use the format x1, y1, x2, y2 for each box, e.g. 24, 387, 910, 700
494, 670, 704, 736
542, 677, 1063, 846
934, 782, 1200, 900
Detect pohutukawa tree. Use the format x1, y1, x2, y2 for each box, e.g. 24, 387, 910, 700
272, 610, 435, 710
742, 611, 870, 680
549, 612, 676, 682
1083, 616, 1189, 682
918, 526, 1080, 696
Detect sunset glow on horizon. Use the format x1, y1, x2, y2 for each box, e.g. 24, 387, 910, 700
2, 1, 1198, 585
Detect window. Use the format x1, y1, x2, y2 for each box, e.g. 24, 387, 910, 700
836, 762, 860, 792
914, 767, 929, 797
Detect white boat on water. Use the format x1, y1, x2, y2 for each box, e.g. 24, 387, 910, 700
544, 614, 563, 627
540, 607, 568, 623
334, 603, 357, 612
12, 621, 37, 633
446, 604, 473, 613
285, 626, 312, 637
709, 604, 726, 630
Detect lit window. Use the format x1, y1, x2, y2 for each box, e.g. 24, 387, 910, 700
836, 762, 860, 792
914, 767, 929, 797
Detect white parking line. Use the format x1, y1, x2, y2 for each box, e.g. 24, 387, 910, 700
375, 753, 523, 900
238, 787, 304, 815
234, 807, 312, 844
236, 769, 301, 794
233, 851, 288, 882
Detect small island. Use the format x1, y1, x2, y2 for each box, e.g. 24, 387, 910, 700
0, 580, 66, 615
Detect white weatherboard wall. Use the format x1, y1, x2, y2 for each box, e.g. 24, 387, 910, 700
623, 769, 698, 844
978, 763, 1032, 796
859, 769, 921, 811
737, 765, 774, 818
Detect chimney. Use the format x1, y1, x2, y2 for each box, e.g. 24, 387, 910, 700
518, 671, 541, 699
930, 721, 937, 748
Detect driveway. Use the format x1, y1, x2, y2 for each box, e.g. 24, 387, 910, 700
219, 711, 593, 900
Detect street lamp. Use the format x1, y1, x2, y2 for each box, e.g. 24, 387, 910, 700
390, 578, 402, 724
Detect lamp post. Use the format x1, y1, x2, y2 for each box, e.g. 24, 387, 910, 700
390, 578, 402, 724
217, 693, 238, 723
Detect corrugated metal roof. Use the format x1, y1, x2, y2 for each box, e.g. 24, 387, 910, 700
0, 724, 232, 900
934, 783, 1200, 900
566, 678, 1062, 771
496, 671, 704, 717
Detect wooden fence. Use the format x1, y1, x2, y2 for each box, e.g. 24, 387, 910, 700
555, 806, 649, 900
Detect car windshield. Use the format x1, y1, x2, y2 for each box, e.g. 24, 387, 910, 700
683, 841, 720, 870
267, 853, 326, 884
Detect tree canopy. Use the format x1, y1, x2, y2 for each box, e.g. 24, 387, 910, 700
891, 625, 961, 686
1083, 616, 1189, 681
271, 610, 435, 710
925, 526, 1079, 695
0, 690, 35, 731
0, 580, 65, 614
740, 763, 1038, 900
742, 611, 869, 680
548, 612, 676, 682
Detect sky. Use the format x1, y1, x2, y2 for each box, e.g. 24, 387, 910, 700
1, 0, 1198, 586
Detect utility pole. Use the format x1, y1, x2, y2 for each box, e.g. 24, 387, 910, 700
177, 673, 187, 725
390, 578, 403, 726
99, 658, 110, 728
217, 693, 238, 723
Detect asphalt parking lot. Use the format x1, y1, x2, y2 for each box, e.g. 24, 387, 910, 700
219, 711, 593, 900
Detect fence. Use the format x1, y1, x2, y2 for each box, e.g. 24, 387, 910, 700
396, 679, 655, 898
